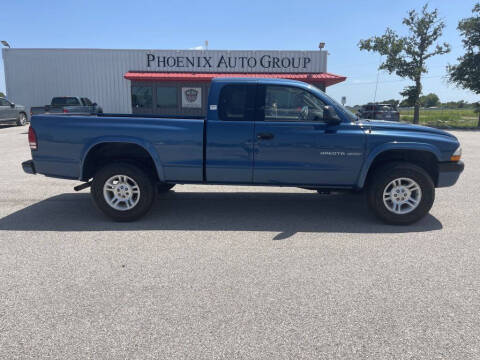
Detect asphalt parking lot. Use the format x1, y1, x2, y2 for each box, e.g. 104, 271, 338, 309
0, 124, 479, 359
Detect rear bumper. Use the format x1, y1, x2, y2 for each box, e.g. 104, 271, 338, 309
437, 160, 464, 187
22, 160, 36, 175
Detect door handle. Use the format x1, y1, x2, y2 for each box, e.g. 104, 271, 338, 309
257, 133, 274, 140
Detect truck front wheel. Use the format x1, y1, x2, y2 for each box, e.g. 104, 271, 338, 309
367, 162, 435, 225
91, 162, 157, 222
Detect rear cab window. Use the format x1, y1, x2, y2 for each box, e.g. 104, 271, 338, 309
52, 97, 81, 106
218, 84, 256, 121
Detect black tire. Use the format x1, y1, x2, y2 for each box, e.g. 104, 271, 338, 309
367, 162, 435, 225
16, 112, 27, 126
91, 162, 157, 222
158, 183, 175, 193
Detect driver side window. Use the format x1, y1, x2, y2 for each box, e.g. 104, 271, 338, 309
264, 85, 326, 122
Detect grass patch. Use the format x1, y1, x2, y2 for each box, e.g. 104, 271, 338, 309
400, 108, 479, 128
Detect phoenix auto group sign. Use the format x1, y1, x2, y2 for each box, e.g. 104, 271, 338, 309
145, 50, 326, 73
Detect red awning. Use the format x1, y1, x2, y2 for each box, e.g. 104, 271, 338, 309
124, 72, 346, 87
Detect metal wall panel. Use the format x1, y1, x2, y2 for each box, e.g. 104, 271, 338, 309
2, 49, 328, 114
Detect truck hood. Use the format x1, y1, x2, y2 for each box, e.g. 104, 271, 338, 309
359, 119, 456, 139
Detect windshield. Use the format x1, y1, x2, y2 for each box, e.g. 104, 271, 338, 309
308, 84, 358, 122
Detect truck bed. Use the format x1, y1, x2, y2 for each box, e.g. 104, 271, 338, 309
30, 114, 205, 181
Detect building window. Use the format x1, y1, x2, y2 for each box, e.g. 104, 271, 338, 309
132, 86, 153, 109
156, 87, 177, 108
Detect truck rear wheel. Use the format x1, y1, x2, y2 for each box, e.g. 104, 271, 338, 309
367, 162, 435, 225
91, 162, 157, 222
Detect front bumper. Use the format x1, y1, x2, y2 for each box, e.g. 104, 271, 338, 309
22, 160, 36, 175
437, 160, 464, 187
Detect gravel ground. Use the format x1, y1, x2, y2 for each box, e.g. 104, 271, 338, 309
0, 124, 479, 359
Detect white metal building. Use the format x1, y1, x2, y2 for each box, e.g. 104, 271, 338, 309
2, 48, 346, 115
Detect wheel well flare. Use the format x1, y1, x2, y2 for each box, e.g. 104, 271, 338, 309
366, 150, 438, 186
82, 143, 158, 181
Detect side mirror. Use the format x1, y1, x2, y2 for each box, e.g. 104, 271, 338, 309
10, 103, 15, 108
323, 106, 341, 125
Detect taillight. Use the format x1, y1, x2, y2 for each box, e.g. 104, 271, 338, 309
63, 108, 69, 113
28, 126, 37, 150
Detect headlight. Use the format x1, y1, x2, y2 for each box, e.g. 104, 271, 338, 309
451, 146, 462, 162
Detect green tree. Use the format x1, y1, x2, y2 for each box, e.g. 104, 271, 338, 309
0, 92, 5, 98
447, 3, 480, 127
359, 4, 450, 124
399, 98, 414, 108
419, 93, 440, 107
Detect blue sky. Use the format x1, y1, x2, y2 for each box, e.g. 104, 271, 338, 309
0, 0, 477, 105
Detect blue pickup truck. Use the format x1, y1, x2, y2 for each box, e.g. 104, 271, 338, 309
22, 78, 464, 224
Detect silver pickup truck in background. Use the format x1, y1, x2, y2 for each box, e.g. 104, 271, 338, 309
30, 97, 103, 116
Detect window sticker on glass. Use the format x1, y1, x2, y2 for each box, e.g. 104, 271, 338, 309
182, 87, 202, 108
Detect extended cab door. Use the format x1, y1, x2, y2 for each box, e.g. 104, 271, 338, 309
205, 83, 256, 183
253, 84, 366, 186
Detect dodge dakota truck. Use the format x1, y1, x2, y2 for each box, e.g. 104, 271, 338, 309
22, 78, 464, 224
